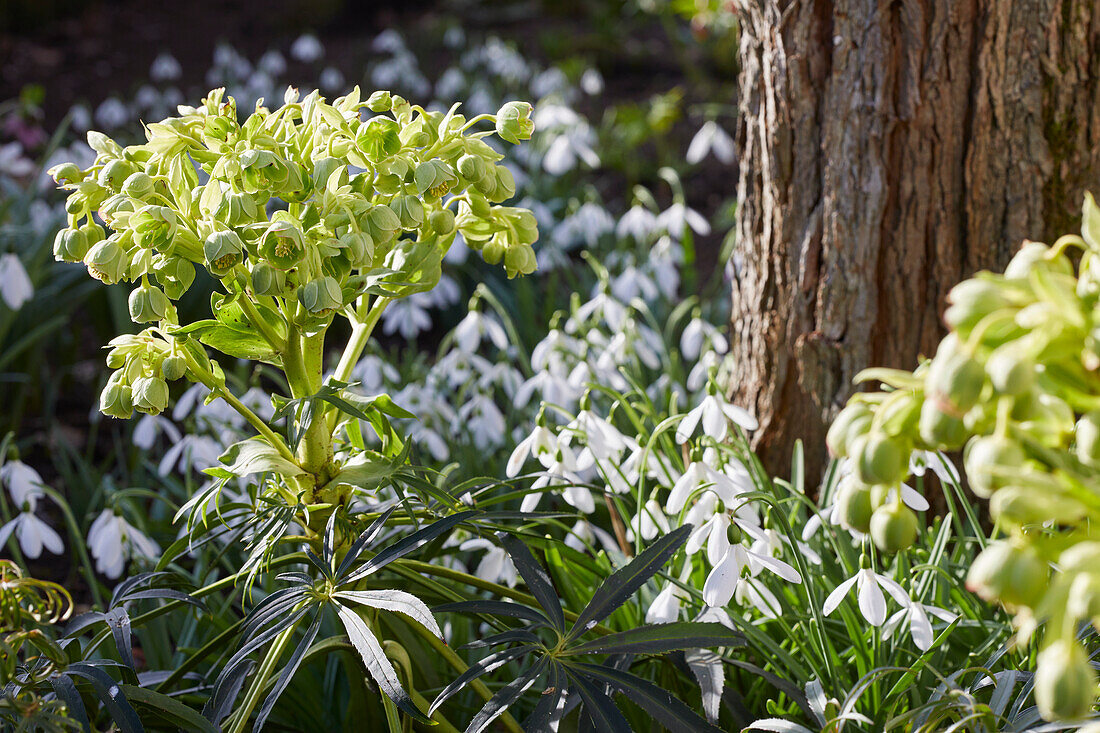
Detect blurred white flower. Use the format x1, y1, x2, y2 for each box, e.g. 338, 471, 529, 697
382, 293, 433, 339
0, 254, 33, 310
507, 423, 557, 477
94, 98, 129, 129
132, 414, 183, 450
659, 202, 711, 239
0, 142, 34, 178
319, 66, 345, 91
87, 510, 159, 578
686, 121, 736, 165
459, 538, 517, 587
616, 205, 660, 242
1, 460, 46, 505
372, 29, 406, 54
454, 310, 509, 354
580, 68, 604, 95
629, 499, 670, 541
258, 50, 287, 76
290, 33, 324, 63
681, 317, 728, 361
149, 52, 182, 81
457, 393, 506, 450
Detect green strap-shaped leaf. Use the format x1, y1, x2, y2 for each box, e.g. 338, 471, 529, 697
345, 510, 478, 582
117, 684, 219, 733
433, 600, 550, 629
572, 662, 724, 733
563, 666, 631, 733
465, 655, 549, 733
567, 524, 692, 641
496, 532, 565, 632
429, 644, 536, 715
334, 589, 443, 638
566, 621, 743, 657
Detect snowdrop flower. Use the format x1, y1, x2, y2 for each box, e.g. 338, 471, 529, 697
0, 253, 33, 309
566, 290, 627, 334
382, 293, 433, 339
532, 328, 583, 372
554, 202, 614, 249
94, 98, 129, 129
686, 121, 736, 165
0, 496, 63, 559
910, 450, 960, 485
149, 52, 182, 81
542, 127, 600, 175
822, 565, 910, 627
630, 499, 671, 542
257, 50, 287, 76
290, 33, 324, 63
457, 393, 506, 450
648, 583, 686, 624
659, 202, 711, 239
667, 459, 749, 515
687, 350, 721, 393
676, 390, 758, 444
515, 366, 581, 410
68, 104, 91, 132
681, 316, 728, 361
1, 460, 46, 505
371, 29, 406, 54
566, 403, 626, 460
564, 519, 617, 554
459, 538, 517, 587
531, 68, 570, 99
319, 66, 345, 91
703, 540, 800, 608
443, 26, 465, 49
87, 510, 159, 578
610, 264, 659, 303
454, 309, 509, 354
735, 574, 785, 619
0, 142, 34, 178
523, 441, 594, 513
883, 601, 958, 651
477, 363, 522, 397
580, 68, 604, 95
435, 349, 493, 390
435, 67, 466, 100
507, 420, 558, 477
616, 205, 659, 242
132, 414, 182, 450
158, 434, 222, 476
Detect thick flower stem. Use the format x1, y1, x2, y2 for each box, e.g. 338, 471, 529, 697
284, 327, 334, 482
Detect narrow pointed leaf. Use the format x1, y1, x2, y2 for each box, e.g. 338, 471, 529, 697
496, 531, 565, 631
253, 611, 323, 730
334, 589, 442, 638
50, 674, 91, 733
466, 656, 548, 733
523, 662, 567, 732
117, 684, 218, 733
564, 667, 632, 733
345, 511, 477, 582
573, 662, 723, 733
433, 600, 550, 628
430, 645, 536, 715
567, 622, 742, 656
64, 664, 143, 733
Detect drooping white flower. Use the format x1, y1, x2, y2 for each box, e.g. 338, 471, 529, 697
381, 293, 433, 339
647, 583, 686, 624
564, 519, 618, 554
0, 496, 63, 559
1, 460, 46, 505
734, 575, 784, 619
132, 414, 182, 450
910, 450, 961, 485
456, 393, 507, 450
580, 68, 604, 95
149, 53, 182, 81
0, 142, 35, 178
290, 33, 324, 63
257, 50, 287, 76
565, 290, 627, 334
566, 406, 626, 461
822, 567, 910, 627
703, 542, 800, 608
616, 205, 659, 242
681, 317, 728, 361
686, 121, 736, 165
87, 510, 159, 578
506, 422, 558, 477
676, 392, 758, 444
666, 460, 747, 515
522, 440, 594, 513
659, 202, 711, 239
454, 310, 509, 354
94, 98, 129, 129
882, 601, 958, 651
459, 538, 517, 587
629, 499, 671, 542
0, 253, 33, 310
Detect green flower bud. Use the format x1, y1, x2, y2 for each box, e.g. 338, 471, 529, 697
49, 162, 84, 186
160, 355, 186, 381
312, 157, 347, 192
132, 375, 169, 415
482, 237, 505, 265
1067, 572, 1100, 623
964, 435, 1025, 498
918, 399, 967, 450
457, 153, 489, 184
297, 276, 343, 315
827, 402, 873, 457
203, 114, 235, 143
366, 90, 392, 112
97, 159, 135, 190
986, 345, 1034, 396
944, 278, 1014, 334
363, 204, 401, 244
927, 342, 985, 416
250, 261, 287, 296
258, 219, 305, 269
53, 228, 89, 263
216, 190, 259, 227
132, 205, 177, 250
155, 256, 195, 299
338, 231, 375, 268
1035, 640, 1097, 721
127, 283, 170, 323
511, 209, 539, 245
240, 149, 290, 193
504, 243, 537, 278
81, 221, 106, 246
390, 195, 424, 229
869, 503, 918, 553
414, 160, 457, 198
121, 171, 154, 199
853, 432, 908, 486
1076, 411, 1100, 467
203, 229, 244, 277
99, 373, 133, 419
836, 477, 873, 534
965, 540, 1047, 608
84, 238, 129, 284
496, 101, 534, 144
97, 192, 133, 227
1005, 240, 1073, 280
428, 209, 456, 236
990, 485, 1085, 526
356, 116, 402, 160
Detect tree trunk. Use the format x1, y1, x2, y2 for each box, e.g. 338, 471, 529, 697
729, 0, 1100, 483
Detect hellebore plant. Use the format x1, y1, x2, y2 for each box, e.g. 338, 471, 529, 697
829, 194, 1100, 721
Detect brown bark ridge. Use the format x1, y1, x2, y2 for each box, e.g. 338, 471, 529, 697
729, 0, 1100, 485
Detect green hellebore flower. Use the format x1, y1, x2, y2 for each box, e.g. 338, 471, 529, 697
297, 276, 343, 315
338, 231, 375, 268
918, 399, 967, 450
943, 277, 1015, 334
926, 342, 985, 416
100, 373, 133, 419
827, 401, 873, 457
456, 153, 489, 185
127, 283, 170, 323
853, 432, 908, 486
495, 101, 534, 144
203, 114, 236, 144
217, 191, 259, 227
132, 375, 170, 415
49, 162, 84, 186
366, 90, 392, 113
132, 205, 178, 250
390, 195, 424, 229
428, 209, 456, 237
97, 159, 136, 190
121, 171, 155, 199
986, 345, 1035, 396
363, 204, 401, 245
414, 160, 457, 198
53, 228, 89, 263
160, 354, 186, 381
240, 149, 290, 193
203, 229, 244, 277
869, 502, 918, 553
835, 477, 873, 534
155, 256, 196, 299
84, 238, 129, 284
965, 540, 1047, 608
503, 242, 536, 278
964, 434, 1025, 498
259, 219, 305, 269
356, 116, 402, 160
1035, 640, 1097, 721
485, 166, 516, 203
251, 261, 288, 296
1075, 411, 1100, 467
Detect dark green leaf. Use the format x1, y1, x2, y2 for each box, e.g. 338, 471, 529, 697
345, 511, 477, 581
496, 532, 565, 632
430, 645, 535, 715
572, 662, 724, 733
564, 667, 631, 733
465, 656, 548, 733
567, 622, 742, 657
433, 600, 550, 628
118, 684, 218, 733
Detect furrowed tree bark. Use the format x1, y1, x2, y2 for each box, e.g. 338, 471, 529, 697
729, 0, 1100, 483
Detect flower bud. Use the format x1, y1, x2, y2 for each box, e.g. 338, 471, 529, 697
366, 90, 392, 112
53, 228, 89, 263
49, 162, 84, 186
836, 477, 873, 534
121, 171, 154, 199
827, 402, 873, 457
428, 209, 456, 236
918, 400, 967, 450
203, 229, 244, 277
98, 159, 135, 190
966, 540, 1047, 608
99, 373, 133, 419
986, 345, 1034, 396
964, 435, 1025, 498
944, 278, 1014, 334
1035, 640, 1097, 721
504, 243, 537, 278
339, 231, 375, 268
927, 341, 985, 416
217, 191, 259, 227
355, 116, 402, 160
1076, 411, 1100, 467
481, 237, 505, 265
1005, 240, 1073, 280
203, 114, 236, 143
155, 256, 195, 299
363, 204, 401, 245
84, 238, 129, 284
869, 503, 919, 553
160, 355, 186, 381
853, 432, 908, 486
457, 153, 489, 184
480, 166, 516, 202
259, 219, 305, 269
132, 376, 169, 415
389, 195, 424, 229
495, 101, 534, 144
990, 485, 1085, 526
297, 276, 343, 315
251, 261, 287, 296
127, 283, 170, 323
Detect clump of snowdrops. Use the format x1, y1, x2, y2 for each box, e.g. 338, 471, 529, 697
830, 194, 1100, 721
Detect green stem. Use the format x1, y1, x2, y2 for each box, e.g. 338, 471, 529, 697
40, 486, 104, 609
228, 623, 298, 733
233, 278, 287, 351
216, 386, 298, 465
284, 327, 333, 478
326, 298, 389, 434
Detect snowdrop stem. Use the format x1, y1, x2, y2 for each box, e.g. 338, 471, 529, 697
39, 485, 104, 609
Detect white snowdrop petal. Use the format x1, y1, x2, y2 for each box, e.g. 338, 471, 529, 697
822, 575, 858, 616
